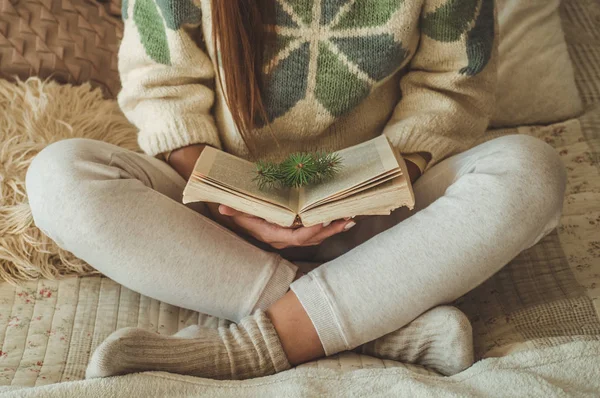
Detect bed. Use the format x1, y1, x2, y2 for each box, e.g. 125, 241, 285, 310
0, 0, 598, 395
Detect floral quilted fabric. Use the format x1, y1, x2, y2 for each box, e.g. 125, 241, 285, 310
1, 115, 598, 387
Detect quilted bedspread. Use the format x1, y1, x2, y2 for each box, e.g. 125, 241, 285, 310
0, 0, 598, 392
0, 111, 597, 389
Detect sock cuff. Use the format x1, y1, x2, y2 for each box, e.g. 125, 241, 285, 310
252, 310, 291, 373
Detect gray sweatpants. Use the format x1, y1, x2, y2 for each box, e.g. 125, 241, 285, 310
26, 134, 566, 355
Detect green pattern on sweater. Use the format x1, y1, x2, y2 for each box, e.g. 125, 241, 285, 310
155, 0, 202, 30
288, 0, 314, 25
422, 0, 495, 76
320, 0, 345, 24
119, 0, 498, 164
460, 0, 495, 76
134, 0, 170, 65
261, 0, 405, 123
122, 0, 129, 20
333, 0, 404, 29
262, 42, 311, 121
421, 0, 479, 42
266, 0, 300, 27
264, 34, 296, 65
128, 0, 202, 64
315, 42, 371, 116
331, 34, 408, 80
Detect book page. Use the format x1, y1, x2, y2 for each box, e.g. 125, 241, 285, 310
193, 147, 294, 210
299, 175, 414, 227
298, 135, 399, 211
183, 181, 297, 227
300, 169, 402, 212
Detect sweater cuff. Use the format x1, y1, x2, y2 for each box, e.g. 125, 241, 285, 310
137, 115, 222, 157
402, 153, 428, 174
385, 131, 467, 172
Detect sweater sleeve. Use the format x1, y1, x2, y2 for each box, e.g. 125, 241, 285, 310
383, 0, 498, 169
118, 0, 221, 156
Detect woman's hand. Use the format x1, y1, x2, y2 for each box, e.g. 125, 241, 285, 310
210, 204, 355, 249
168, 144, 206, 180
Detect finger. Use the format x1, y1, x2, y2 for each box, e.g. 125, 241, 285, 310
231, 214, 289, 243
304, 219, 356, 246
321, 217, 352, 227
234, 216, 322, 247
218, 205, 243, 216
271, 220, 353, 247
287, 224, 327, 246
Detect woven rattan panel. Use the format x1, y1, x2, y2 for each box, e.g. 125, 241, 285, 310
0, 0, 123, 98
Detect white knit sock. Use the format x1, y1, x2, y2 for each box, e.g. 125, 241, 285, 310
356, 306, 474, 376
86, 310, 291, 380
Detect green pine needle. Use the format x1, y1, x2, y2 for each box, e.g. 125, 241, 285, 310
313, 152, 342, 183
254, 151, 343, 189
282, 153, 317, 188
253, 160, 284, 190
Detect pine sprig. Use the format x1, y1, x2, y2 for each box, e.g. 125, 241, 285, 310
253, 151, 343, 189
254, 160, 284, 190
282, 153, 317, 188
313, 152, 343, 183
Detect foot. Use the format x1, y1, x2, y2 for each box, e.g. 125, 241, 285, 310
86, 310, 291, 380
357, 306, 474, 376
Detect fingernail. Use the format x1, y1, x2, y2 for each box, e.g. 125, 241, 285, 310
344, 221, 356, 231
322, 221, 331, 227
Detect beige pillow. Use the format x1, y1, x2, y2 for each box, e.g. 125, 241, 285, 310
0, 0, 581, 120
491, 0, 583, 127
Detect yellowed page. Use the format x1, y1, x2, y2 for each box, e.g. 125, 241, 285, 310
301, 169, 402, 211
299, 135, 400, 211
194, 177, 293, 212
393, 148, 415, 208
183, 182, 297, 227
191, 146, 294, 210
299, 175, 414, 226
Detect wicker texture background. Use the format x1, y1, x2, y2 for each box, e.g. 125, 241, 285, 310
0, 0, 123, 98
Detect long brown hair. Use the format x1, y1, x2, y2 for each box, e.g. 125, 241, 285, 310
211, 1, 270, 153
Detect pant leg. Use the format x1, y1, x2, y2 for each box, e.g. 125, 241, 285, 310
26, 138, 297, 322
291, 134, 567, 355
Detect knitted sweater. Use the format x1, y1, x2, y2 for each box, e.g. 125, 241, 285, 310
118, 0, 498, 168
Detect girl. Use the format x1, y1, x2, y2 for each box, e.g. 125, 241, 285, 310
26, 0, 566, 379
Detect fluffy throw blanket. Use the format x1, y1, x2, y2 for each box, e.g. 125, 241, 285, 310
0, 78, 139, 284
0, 341, 598, 397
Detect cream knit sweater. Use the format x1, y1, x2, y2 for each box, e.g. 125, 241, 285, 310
118, 0, 498, 169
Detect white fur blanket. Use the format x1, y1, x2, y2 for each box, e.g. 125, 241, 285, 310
0, 341, 597, 397
0, 78, 139, 283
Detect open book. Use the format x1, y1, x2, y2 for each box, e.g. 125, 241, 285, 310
182, 135, 415, 227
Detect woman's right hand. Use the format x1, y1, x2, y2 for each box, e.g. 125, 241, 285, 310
170, 146, 357, 249
209, 204, 355, 250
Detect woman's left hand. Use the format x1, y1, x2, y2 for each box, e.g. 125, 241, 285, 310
213, 204, 355, 249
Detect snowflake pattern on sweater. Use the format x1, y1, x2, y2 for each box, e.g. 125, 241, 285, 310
118, 0, 496, 165
260, 0, 409, 123
127, 0, 202, 64
126, 0, 493, 123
